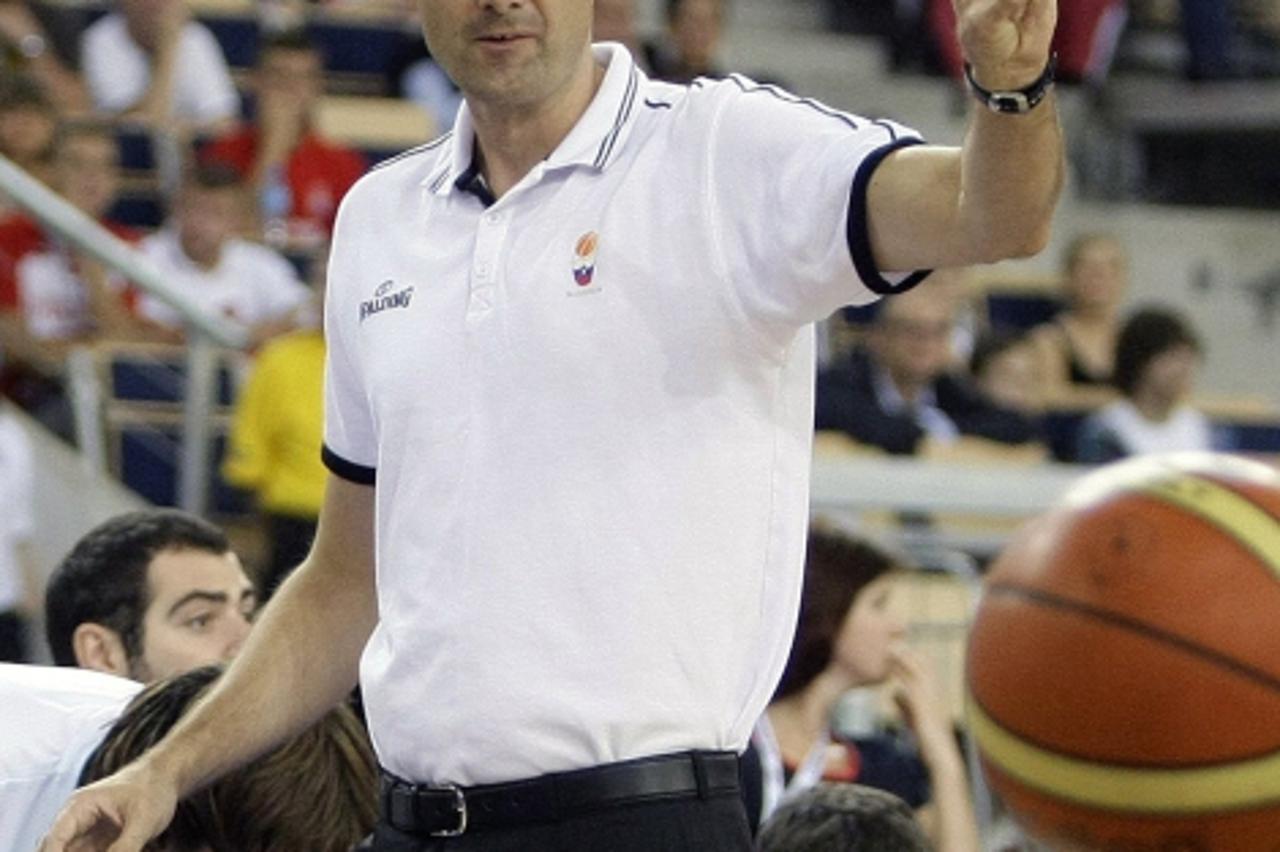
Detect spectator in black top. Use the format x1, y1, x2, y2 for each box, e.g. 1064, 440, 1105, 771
816, 275, 1042, 458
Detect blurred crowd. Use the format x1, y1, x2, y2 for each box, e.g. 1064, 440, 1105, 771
0, 3, 1276, 848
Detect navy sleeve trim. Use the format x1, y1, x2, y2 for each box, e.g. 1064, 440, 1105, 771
322, 444, 376, 486
847, 137, 932, 296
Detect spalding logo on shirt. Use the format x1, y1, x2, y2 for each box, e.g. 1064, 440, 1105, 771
360, 279, 415, 322
570, 231, 600, 295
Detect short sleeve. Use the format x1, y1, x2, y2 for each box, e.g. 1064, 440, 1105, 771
321, 200, 377, 485
701, 76, 930, 329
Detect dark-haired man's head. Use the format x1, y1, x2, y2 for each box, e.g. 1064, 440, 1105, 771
175, 163, 245, 270
45, 510, 255, 682
81, 665, 378, 852
757, 783, 930, 852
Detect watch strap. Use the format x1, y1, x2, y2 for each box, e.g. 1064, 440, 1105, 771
964, 54, 1057, 114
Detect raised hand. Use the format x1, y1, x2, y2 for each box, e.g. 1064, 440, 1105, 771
953, 0, 1058, 89
888, 646, 958, 767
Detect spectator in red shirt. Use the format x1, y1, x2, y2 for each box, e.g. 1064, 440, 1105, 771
0, 120, 151, 437
0, 121, 143, 340
201, 29, 367, 247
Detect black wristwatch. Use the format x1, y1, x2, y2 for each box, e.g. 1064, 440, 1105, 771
964, 55, 1057, 114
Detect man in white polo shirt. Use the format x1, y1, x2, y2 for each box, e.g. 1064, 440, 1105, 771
45, 0, 1063, 849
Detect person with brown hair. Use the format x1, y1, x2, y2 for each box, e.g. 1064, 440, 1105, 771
80, 664, 378, 852
750, 528, 979, 852
1028, 232, 1129, 407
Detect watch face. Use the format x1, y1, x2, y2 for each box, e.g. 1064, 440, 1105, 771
993, 93, 1032, 114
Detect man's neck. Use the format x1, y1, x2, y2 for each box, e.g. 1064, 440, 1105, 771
467, 52, 605, 199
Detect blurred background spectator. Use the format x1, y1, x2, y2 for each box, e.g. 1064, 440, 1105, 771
81, 0, 239, 133
222, 279, 325, 599
968, 328, 1041, 419
0, 120, 151, 439
201, 29, 366, 249
0, 73, 56, 209
134, 163, 310, 348
1028, 233, 1130, 408
595, 0, 650, 71
646, 0, 727, 82
748, 528, 979, 852
816, 275, 1043, 459
1076, 306, 1224, 462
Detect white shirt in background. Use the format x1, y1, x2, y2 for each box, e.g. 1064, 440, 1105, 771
0, 664, 142, 852
136, 229, 309, 331
81, 14, 240, 126
1088, 399, 1214, 457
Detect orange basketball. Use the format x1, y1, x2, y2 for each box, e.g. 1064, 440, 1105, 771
966, 453, 1280, 852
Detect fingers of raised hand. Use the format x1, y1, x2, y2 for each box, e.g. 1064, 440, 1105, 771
957, 0, 1057, 85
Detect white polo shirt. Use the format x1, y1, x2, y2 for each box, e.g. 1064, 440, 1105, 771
323, 43, 926, 786
0, 664, 142, 852
136, 229, 309, 330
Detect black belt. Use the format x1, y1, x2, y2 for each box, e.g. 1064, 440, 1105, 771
380, 750, 741, 837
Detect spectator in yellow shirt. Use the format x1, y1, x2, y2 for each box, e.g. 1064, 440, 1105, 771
223, 298, 325, 597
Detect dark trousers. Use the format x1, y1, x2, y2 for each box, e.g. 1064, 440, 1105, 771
366, 793, 752, 852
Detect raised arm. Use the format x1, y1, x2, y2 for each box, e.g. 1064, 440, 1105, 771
41, 474, 379, 852
868, 0, 1063, 272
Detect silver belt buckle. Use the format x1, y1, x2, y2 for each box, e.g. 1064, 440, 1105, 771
430, 784, 468, 837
